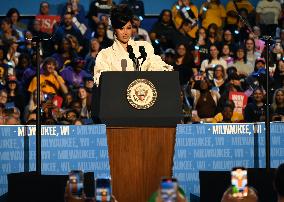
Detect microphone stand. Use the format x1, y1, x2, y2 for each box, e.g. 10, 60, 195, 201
27, 36, 42, 175
263, 35, 273, 170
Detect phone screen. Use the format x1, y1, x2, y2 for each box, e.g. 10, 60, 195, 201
231, 167, 248, 198
69, 170, 84, 198
95, 178, 111, 202
160, 178, 178, 202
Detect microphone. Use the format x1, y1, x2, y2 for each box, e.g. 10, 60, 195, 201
127, 45, 139, 71
121, 59, 127, 71
138, 46, 147, 69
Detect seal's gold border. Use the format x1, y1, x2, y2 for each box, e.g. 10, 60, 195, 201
126, 79, 157, 110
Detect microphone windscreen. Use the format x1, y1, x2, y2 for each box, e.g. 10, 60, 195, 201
127, 45, 133, 53
121, 59, 127, 71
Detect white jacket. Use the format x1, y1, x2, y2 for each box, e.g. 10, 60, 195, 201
93, 38, 173, 85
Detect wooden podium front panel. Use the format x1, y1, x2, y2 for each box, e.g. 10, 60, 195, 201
107, 127, 176, 202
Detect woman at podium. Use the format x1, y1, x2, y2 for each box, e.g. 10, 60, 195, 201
93, 4, 173, 85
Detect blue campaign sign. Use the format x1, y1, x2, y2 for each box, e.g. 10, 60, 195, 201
173, 123, 284, 199
0, 125, 109, 196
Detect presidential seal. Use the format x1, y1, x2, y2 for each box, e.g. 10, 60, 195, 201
127, 79, 157, 109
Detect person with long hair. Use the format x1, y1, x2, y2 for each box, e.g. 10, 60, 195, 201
173, 43, 194, 85
244, 87, 265, 122
233, 45, 254, 76
273, 58, 284, 90
200, 44, 227, 79
271, 88, 284, 121
94, 5, 173, 85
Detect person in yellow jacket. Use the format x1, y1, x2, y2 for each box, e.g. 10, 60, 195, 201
171, 0, 198, 39
226, 0, 255, 27
200, 0, 226, 29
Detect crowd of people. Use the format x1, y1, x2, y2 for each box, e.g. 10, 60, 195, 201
0, 0, 284, 125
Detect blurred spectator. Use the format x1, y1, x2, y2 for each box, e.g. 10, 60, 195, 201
200, 44, 227, 78
250, 26, 265, 55
83, 76, 94, 93
87, 0, 113, 32
270, 39, 284, 66
62, 93, 73, 109
256, 0, 281, 37
192, 27, 208, 69
221, 44, 234, 67
28, 57, 68, 95
244, 87, 265, 122
206, 23, 221, 47
132, 15, 151, 43
213, 99, 236, 123
199, 0, 226, 29
222, 29, 237, 54
0, 18, 19, 48
6, 75, 19, 104
221, 186, 258, 202
52, 36, 77, 71
73, 118, 83, 125
93, 22, 113, 49
271, 88, 284, 121
15, 53, 31, 81
64, 107, 79, 123
276, 18, 284, 38
120, 0, 144, 18
225, 0, 255, 31
0, 63, 8, 90
77, 86, 91, 119
245, 38, 260, 67
173, 43, 194, 85
84, 38, 100, 75
69, 100, 82, 118
6, 8, 26, 40
99, 14, 114, 40
233, 45, 254, 77
5, 36, 20, 69
60, 57, 91, 89
274, 163, 284, 202
52, 12, 84, 51
150, 9, 177, 50
171, 0, 199, 39
191, 78, 220, 122
273, 59, 284, 89
163, 48, 176, 66
0, 89, 8, 105
210, 64, 227, 95
66, 34, 85, 56
39, 1, 50, 15
23, 90, 43, 122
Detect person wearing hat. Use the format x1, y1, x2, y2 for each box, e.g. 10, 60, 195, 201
94, 4, 173, 85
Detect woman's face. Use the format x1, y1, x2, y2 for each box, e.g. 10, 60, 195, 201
162, 11, 171, 23
8, 82, 17, 90
245, 39, 254, 51
91, 40, 100, 51
222, 45, 230, 56
224, 30, 232, 42
210, 46, 218, 59
45, 62, 56, 74
278, 60, 284, 72
115, 21, 132, 45
236, 49, 244, 59
62, 39, 71, 51
214, 67, 223, 78
276, 91, 284, 104
11, 12, 19, 24
78, 88, 87, 99
253, 89, 263, 102
198, 28, 206, 39
177, 44, 186, 57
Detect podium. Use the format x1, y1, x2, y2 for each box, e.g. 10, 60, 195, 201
93, 71, 181, 202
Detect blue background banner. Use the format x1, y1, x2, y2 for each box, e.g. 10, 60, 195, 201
0, 125, 110, 196
173, 123, 284, 199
